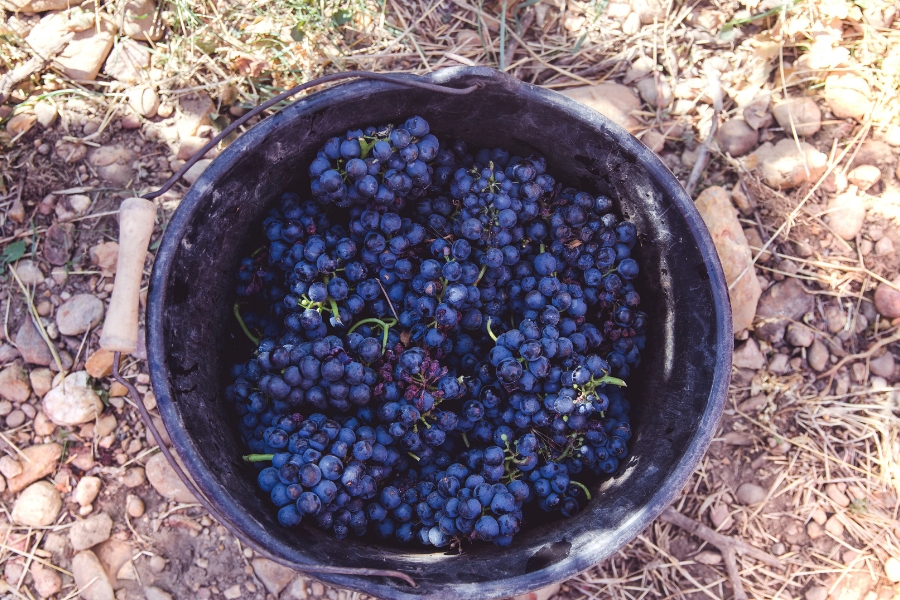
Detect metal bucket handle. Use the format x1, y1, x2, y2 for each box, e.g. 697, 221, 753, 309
100, 71, 481, 587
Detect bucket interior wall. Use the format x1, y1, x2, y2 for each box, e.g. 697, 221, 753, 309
148, 67, 731, 600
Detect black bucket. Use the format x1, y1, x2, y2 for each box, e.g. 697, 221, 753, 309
147, 67, 732, 599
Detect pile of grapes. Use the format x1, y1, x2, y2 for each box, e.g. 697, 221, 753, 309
225, 116, 647, 548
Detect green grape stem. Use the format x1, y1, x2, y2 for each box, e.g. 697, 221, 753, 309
486, 319, 498, 342
243, 454, 274, 463
570, 480, 592, 500
233, 303, 260, 346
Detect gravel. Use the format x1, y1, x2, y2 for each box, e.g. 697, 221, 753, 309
12, 481, 62, 526
72, 550, 116, 600
736, 483, 767, 505
56, 294, 105, 336
74, 475, 102, 506
145, 453, 196, 503
70, 512, 114, 550
42, 370, 103, 425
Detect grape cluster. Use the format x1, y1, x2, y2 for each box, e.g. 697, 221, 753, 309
226, 116, 646, 548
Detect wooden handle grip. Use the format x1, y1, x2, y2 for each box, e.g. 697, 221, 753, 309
100, 198, 157, 353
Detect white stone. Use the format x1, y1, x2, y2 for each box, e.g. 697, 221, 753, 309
12, 481, 62, 526
42, 371, 103, 426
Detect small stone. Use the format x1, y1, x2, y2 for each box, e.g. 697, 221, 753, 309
56, 294, 104, 336
53, 16, 117, 82
768, 353, 790, 374
126, 86, 159, 118
755, 278, 814, 343
808, 339, 829, 372
786, 323, 815, 347
156, 103, 174, 118
826, 190, 866, 241
884, 557, 900, 583
144, 587, 173, 600
75, 476, 102, 507
177, 92, 215, 139
751, 139, 828, 189
635, 76, 673, 109
177, 136, 218, 161
149, 556, 167, 573
92, 539, 133, 588
560, 83, 642, 132
6, 409, 25, 428
824, 304, 847, 334
716, 119, 758, 157
310, 582, 325, 596
12, 481, 62, 526
42, 371, 103, 426
6, 443, 62, 493
123, 467, 146, 488
223, 585, 241, 600
12, 260, 44, 286
183, 159, 212, 185
875, 237, 894, 256
869, 351, 895, 378
723, 432, 753, 446
251, 558, 295, 596
737, 394, 767, 412
874, 279, 900, 318
86, 349, 115, 378
847, 165, 881, 191
121, 113, 141, 129
146, 453, 195, 503
826, 483, 851, 508
742, 228, 771, 263
103, 39, 150, 84
54, 140, 87, 164
733, 338, 765, 370
89, 241, 119, 277
0, 456, 23, 479
695, 186, 761, 332
736, 482, 767, 505
772, 97, 822, 137
120, 0, 163, 41
31, 562, 62, 598
806, 585, 829, 600
6, 113, 36, 137
96, 414, 117, 437
72, 550, 115, 600
34, 101, 57, 128
110, 382, 129, 397
0, 344, 20, 364
743, 95, 773, 130
824, 73, 872, 121
807, 521, 824, 539
117, 560, 138, 581
126, 494, 145, 518
34, 412, 55, 436
283, 577, 308, 600
825, 515, 844, 537
15, 319, 53, 366
87, 146, 136, 188
0, 366, 31, 403
694, 550, 722, 565
70, 512, 113, 550
771, 542, 786, 556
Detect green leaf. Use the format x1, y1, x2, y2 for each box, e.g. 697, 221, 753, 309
2, 240, 26, 264
290, 23, 305, 41
332, 8, 352, 26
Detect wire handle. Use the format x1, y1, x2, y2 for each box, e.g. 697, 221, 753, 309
109, 71, 481, 587
99, 198, 156, 353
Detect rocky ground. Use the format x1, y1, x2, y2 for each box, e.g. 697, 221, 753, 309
1, 0, 900, 599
